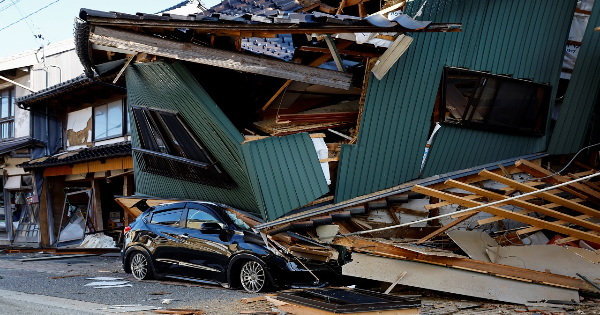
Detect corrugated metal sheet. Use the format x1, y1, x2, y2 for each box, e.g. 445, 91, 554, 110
548, 2, 600, 154
421, 126, 547, 177
126, 62, 327, 219
335, 0, 575, 203
127, 61, 259, 214
241, 134, 328, 221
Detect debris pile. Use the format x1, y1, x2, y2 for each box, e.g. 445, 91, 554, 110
253, 158, 600, 304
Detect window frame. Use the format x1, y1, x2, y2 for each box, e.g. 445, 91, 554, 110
92, 97, 128, 142
183, 206, 226, 230
0, 88, 15, 140
149, 208, 185, 227
440, 67, 551, 136
131, 105, 236, 189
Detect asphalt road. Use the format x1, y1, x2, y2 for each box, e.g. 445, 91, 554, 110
0, 252, 272, 314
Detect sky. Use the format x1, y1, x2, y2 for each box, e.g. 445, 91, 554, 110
0, 0, 221, 58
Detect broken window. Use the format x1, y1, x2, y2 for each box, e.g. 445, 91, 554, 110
440, 67, 551, 136
0, 88, 14, 139
131, 106, 235, 189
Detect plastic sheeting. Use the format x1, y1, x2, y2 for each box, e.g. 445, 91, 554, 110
79, 233, 117, 248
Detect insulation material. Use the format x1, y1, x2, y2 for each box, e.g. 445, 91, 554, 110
78, 233, 117, 248
312, 137, 331, 185
562, 0, 595, 79
343, 253, 579, 305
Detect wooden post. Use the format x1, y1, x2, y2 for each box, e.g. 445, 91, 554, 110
38, 177, 50, 247
92, 179, 104, 231
122, 175, 134, 226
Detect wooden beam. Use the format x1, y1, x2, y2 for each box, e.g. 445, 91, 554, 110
87, 16, 461, 34
479, 170, 600, 220
336, 0, 347, 14
90, 27, 353, 90
319, 157, 339, 163
445, 179, 600, 232
477, 197, 585, 225
324, 34, 347, 72
517, 213, 592, 236
414, 211, 479, 244
516, 159, 600, 205
412, 185, 600, 245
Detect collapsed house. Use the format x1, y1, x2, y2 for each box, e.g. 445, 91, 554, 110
51, 0, 600, 304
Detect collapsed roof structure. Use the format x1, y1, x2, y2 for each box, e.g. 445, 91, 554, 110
71, 0, 600, 304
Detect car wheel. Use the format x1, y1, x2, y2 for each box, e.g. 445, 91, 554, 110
130, 251, 153, 280
240, 260, 268, 293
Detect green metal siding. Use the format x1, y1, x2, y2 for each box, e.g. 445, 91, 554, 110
335, 0, 575, 203
421, 126, 547, 178
548, 3, 600, 154
241, 134, 328, 221
126, 62, 328, 219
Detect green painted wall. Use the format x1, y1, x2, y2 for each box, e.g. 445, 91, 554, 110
548, 2, 600, 154
335, 0, 576, 203
126, 62, 328, 219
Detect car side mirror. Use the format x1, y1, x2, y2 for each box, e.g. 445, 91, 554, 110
200, 222, 223, 233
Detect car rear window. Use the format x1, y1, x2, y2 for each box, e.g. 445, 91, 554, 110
150, 209, 183, 226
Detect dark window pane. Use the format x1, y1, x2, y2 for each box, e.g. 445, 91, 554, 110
441, 67, 549, 135
150, 209, 183, 226
186, 209, 222, 229
160, 113, 210, 163
487, 81, 540, 130
133, 108, 158, 151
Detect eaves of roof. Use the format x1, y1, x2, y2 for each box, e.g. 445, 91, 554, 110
18, 141, 132, 170
0, 137, 44, 156
15, 72, 125, 108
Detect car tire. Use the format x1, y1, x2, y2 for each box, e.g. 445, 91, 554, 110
239, 260, 269, 293
129, 251, 154, 280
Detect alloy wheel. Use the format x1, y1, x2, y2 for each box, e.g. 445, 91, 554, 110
131, 252, 149, 280
240, 260, 266, 293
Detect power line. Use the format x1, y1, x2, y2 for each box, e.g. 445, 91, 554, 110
0, 0, 21, 12
0, 0, 62, 32
10, 0, 36, 38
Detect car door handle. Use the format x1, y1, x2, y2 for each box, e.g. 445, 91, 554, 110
180, 233, 189, 239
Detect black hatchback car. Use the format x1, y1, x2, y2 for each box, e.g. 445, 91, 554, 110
122, 201, 342, 292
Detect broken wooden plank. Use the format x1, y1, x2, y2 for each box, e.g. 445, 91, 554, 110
479, 170, 600, 220
476, 195, 584, 225
516, 213, 592, 236
515, 159, 600, 205
383, 271, 407, 294
90, 27, 353, 89
319, 157, 339, 163
412, 185, 600, 245
446, 179, 600, 232
414, 211, 479, 244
